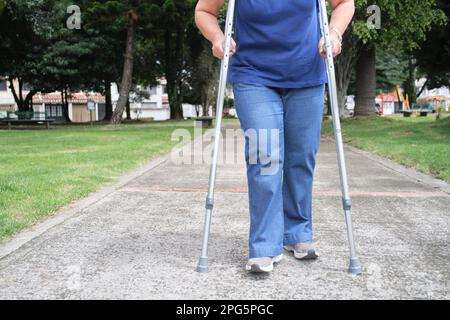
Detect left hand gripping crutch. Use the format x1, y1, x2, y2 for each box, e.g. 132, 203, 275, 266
197, 0, 236, 273
318, 0, 362, 274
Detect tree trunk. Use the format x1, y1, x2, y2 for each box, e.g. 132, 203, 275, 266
416, 78, 428, 99
60, 91, 66, 119
61, 89, 70, 122
403, 55, 417, 105
24, 90, 37, 111
18, 78, 24, 106
64, 87, 71, 122
198, 42, 217, 116
9, 78, 20, 110
9, 78, 26, 111
104, 81, 113, 121
111, 13, 136, 124
325, 90, 332, 115
8, 77, 39, 112
168, 87, 183, 119
337, 90, 345, 116
126, 97, 131, 120
164, 27, 184, 120
355, 45, 377, 116
195, 105, 200, 117
335, 34, 362, 117
335, 58, 350, 117
206, 80, 216, 117
201, 77, 216, 117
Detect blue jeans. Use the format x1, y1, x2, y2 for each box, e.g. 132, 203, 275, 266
233, 83, 325, 258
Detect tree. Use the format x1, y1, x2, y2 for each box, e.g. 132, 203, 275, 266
153, 0, 197, 120
336, 0, 445, 116
86, 0, 160, 124
34, 1, 104, 120
413, 0, 450, 98
80, 1, 126, 121
376, 48, 408, 93
0, 0, 50, 111
12, 0, 129, 120
0, 0, 128, 120
185, 26, 219, 116
334, 33, 360, 116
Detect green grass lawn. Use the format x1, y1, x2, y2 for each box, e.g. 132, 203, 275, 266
322, 115, 450, 183
0, 120, 196, 241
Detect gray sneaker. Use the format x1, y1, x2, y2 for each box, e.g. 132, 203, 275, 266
245, 254, 283, 273
284, 243, 320, 260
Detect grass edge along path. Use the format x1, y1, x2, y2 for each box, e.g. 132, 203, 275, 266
322, 115, 450, 183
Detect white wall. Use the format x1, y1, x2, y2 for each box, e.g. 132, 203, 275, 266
111, 80, 171, 120
383, 101, 395, 115
131, 108, 170, 121
416, 78, 449, 99
182, 104, 205, 119
0, 79, 16, 110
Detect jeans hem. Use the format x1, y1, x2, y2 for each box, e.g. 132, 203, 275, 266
249, 246, 284, 259
283, 235, 313, 246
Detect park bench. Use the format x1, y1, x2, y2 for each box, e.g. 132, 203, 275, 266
401, 110, 413, 117
401, 109, 433, 118
402, 102, 435, 117
418, 110, 432, 117
0, 112, 55, 130
194, 117, 214, 128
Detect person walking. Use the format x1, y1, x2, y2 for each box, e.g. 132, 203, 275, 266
195, 0, 355, 273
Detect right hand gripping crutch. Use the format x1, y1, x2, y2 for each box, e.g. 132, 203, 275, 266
318, 0, 362, 274
197, 0, 236, 273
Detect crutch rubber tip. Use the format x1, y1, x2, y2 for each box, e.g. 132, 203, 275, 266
196, 257, 209, 273
349, 257, 362, 275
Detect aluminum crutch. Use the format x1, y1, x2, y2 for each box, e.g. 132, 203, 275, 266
318, 0, 362, 275
197, 0, 236, 273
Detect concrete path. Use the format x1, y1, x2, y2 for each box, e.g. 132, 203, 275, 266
0, 123, 449, 299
